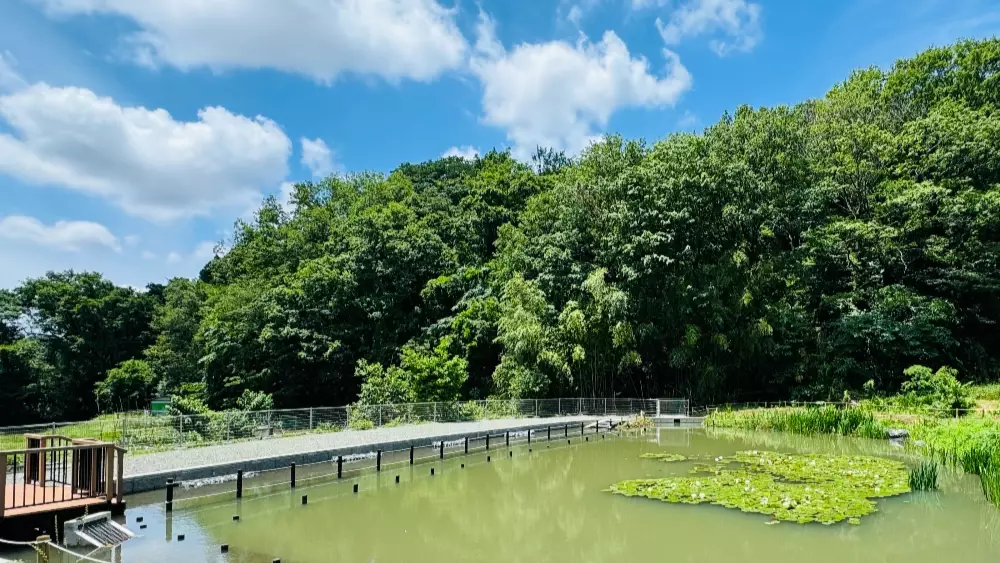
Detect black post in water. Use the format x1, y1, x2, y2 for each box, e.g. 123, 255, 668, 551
581, 422, 585, 436
302, 495, 308, 505
564, 424, 568, 438
486, 434, 490, 450
376, 450, 382, 472
409, 445, 414, 465
395, 475, 400, 484
165, 478, 174, 512
439, 441, 444, 459
527, 430, 531, 444
353, 484, 358, 494
505, 431, 509, 447
290, 463, 296, 488
464, 437, 469, 454
236, 470, 243, 499
337, 456, 343, 478
547, 427, 551, 440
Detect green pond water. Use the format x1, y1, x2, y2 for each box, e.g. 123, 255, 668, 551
8, 427, 1000, 562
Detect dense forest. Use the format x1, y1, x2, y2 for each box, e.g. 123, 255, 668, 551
2, 39, 999, 425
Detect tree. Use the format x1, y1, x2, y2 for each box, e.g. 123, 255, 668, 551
96, 359, 155, 412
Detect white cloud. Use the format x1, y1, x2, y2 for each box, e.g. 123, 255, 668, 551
654, 0, 762, 55
442, 145, 479, 160
0, 83, 291, 222
300, 137, 335, 178
0, 215, 121, 252
470, 13, 691, 157
192, 240, 218, 261
278, 181, 297, 214
0, 51, 28, 92
34, 0, 468, 83
677, 110, 698, 129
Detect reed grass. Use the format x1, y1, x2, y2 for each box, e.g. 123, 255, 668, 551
909, 460, 939, 491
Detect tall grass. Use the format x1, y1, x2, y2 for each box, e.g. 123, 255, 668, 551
706, 405, 1000, 506
909, 461, 939, 491
969, 383, 1000, 401
705, 405, 888, 439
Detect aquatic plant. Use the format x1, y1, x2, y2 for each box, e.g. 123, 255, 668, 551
705, 406, 888, 438
908, 461, 938, 491
608, 450, 910, 525
639, 453, 687, 462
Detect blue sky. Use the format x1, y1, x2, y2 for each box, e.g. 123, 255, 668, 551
1, 0, 998, 289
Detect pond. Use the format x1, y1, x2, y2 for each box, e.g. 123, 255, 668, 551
6, 427, 1000, 562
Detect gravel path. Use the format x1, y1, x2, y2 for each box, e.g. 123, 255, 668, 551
125, 415, 611, 478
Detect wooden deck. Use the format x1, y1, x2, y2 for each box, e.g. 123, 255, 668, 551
3, 483, 121, 518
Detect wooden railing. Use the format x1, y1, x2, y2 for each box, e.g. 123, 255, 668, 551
0, 435, 126, 517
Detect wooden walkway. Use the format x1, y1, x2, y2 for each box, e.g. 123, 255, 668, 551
3, 483, 121, 518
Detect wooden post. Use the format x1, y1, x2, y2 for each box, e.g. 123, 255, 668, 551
547, 427, 551, 440
376, 451, 382, 472
90, 445, 98, 496
464, 437, 468, 454
116, 448, 125, 505
290, 463, 296, 488
486, 434, 490, 450
439, 441, 444, 460
35, 535, 51, 563
337, 456, 343, 478
105, 445, 114, 497
505, 431, 509, 447
409, 446, 414, 465
0, 453, 6, 518
236, 470, 243, 499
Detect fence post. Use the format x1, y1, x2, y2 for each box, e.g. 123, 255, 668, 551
656, 400, 661, 418
434, 403, 438, 422
121, 416, 127, 447
309, 408, 314, 431
604, 398, 607, 415
535, 399, 539, 417
378, 405, 383, 427
558, 398, 561, 415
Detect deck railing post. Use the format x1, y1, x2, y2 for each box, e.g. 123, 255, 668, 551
35, 535, 50, 563
0, 453, 6, 518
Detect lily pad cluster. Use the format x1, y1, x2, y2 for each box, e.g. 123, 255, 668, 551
639, 453, 687, 462
609, 450, 910, 525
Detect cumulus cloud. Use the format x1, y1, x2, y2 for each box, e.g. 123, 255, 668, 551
654, 0, 762, 55
301, 137, 335, 178
442, 145, 479, 160
33, 0, 468, 83
469, 13, 691, 157
0, 215, 121, 252
0, 83, 291, 222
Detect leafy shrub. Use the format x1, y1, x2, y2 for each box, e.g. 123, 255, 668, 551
900, 365, 973, 411
96, 359, 154, 411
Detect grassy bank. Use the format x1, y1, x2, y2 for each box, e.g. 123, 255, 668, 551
705, 405, 1000, 507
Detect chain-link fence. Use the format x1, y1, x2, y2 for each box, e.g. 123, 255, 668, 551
0, 398, 679, 453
